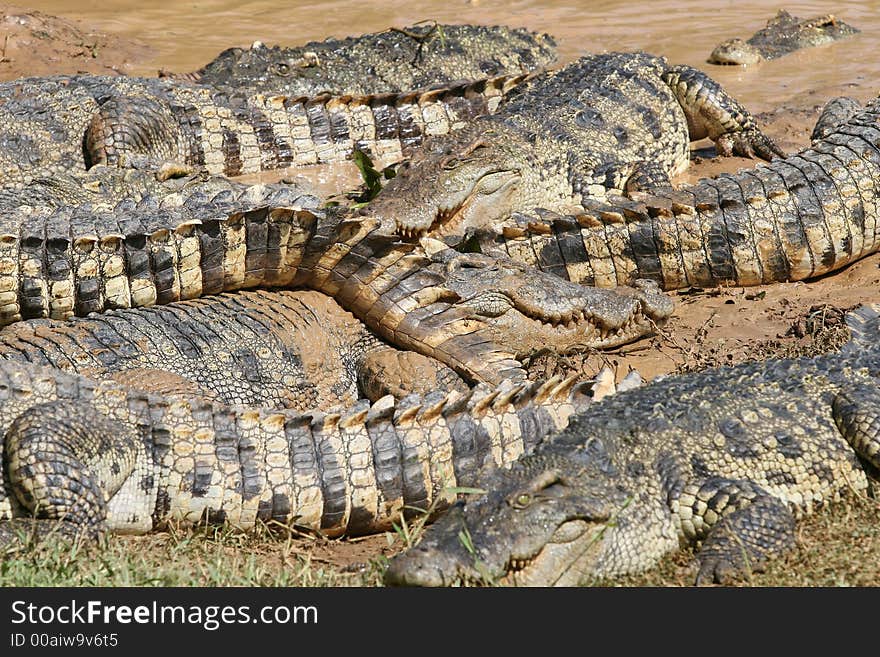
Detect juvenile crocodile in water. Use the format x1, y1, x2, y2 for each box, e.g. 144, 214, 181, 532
385, 303, 880, 586
708, 10, 859, 66
363, 51, 782, 239
472, 94, 880, 290
0, 364, 597, 543
0, 288, 468, 412
0, 174, 673, 385
0, 71, 525, 187
166, 23, 557, 96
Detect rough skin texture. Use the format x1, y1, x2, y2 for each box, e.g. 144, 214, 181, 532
0, 172, 672, 385
475, 94, 880, 289
0, 365, 597, 541
0, 289, 467, 412
708, 10, 859, 65
168, 23, 557, 96
384, 304, 880, 586
0, 71, 523, 186
365, 52, 782, 237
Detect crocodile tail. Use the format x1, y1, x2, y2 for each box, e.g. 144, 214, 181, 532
84, 73, 528, 177
842, 304, 880, 354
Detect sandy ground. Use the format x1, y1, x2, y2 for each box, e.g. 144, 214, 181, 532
0, 6, 877, 579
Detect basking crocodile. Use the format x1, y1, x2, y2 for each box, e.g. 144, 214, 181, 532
364, 52, 782, 238
385, 303, 880, 586
0, 174, 673, 384
0, 71, 524, 187
708, 10, 859, 66
167, 23, 557, 96
472, 94, 880, 290
0, 289, 467, 412
0, 363, 597, 543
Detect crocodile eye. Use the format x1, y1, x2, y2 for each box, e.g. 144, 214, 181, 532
440, 156, 461, 170
274, 63, 290, 77
512, 493, 532, 509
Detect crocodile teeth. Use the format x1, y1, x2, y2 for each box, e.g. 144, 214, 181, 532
507, 557, 533, 572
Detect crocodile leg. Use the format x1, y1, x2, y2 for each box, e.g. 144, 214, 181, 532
1, 401, 141, 547
662, 64, 785, 160
622, 161, 674, 195
832, 384, 880, 469
357, 347, 469, 401
679, 478, 797, 584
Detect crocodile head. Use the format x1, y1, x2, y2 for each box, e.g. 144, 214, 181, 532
707, 38, 764, 65
708, 12, 860, 65
384, 448, 634, 586
428, 243, 674, 354
367, 124, 528, 238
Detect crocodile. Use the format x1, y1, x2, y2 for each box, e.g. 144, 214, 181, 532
363, 52, 783, 239
0, 71, 525, 187
0, 288, 468, 412
708, 10, 859, 66
471, 94, 880, 290
384, 303, 880, 586
166, 23, 557, 96
0, 173, 673, 384
0, 358, 606, 544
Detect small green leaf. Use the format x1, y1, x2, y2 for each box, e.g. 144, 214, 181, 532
351, 149, 384, 201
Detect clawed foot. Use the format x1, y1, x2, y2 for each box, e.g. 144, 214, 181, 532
716, 128, 786, 161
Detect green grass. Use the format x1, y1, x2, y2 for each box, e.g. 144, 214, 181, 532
0, 524, 388, 587
2, 481, 877, 587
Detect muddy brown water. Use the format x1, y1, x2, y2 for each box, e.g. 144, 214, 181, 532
17, 0, 880, 112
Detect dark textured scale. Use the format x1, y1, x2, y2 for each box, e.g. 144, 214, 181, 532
362, 404, 403, 512
313, 421, 348, 529
236, 427, 264, 502
449, 414, 493, 488
327, 103, 352, 144
221, 128, 243, 176
551, 215, 592, 284
625, 212, 663, 280
146, 216, 179, 307
783, 156, 834, 271
574, 107, 605, 130
693, 184, 736, 283
632, 104, 662, 140
532, 224, 568, 280
43, 211, 72, 284
737, 169, 791, 284
248, 106, 279, 170
370, 99, 400, 141
395, 104, 422, 150
242, 207, 269, 282
196, 219, 226, 295
18, 229, 48, 320
713, 174, 763, 284
173, 101, 206, 165
307, 223, 397, 290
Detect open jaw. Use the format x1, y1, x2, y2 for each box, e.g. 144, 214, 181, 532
429, 246, 675, 353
